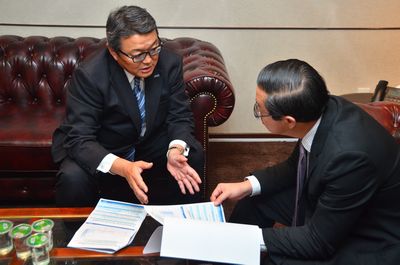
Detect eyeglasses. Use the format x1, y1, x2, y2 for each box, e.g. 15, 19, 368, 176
253, 102, 272, 119
119, 41, 163, 63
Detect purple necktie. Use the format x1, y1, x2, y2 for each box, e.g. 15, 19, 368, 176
292, 143, 307, 226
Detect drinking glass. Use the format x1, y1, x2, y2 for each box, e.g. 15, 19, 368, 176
0, 220, 13, 255
32, 219, 54, 251
9, 223, 32, 260
26, 233, 50, 265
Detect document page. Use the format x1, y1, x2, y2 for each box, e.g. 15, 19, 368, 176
68, 198, 146, 253
161, 218, 260, 265
144, 201, 225, 224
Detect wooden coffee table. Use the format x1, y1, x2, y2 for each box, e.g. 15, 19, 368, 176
0, 207, 197, 265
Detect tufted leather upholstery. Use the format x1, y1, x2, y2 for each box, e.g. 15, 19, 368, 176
0, 35, 235, 205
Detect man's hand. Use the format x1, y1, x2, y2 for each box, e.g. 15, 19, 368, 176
210, 181, 253, 206
167, 148, 202, 195
111, 158, 153, 204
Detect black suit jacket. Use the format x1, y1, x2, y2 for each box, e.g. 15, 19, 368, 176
52, 47, 200, 175
255, 96, 400, 265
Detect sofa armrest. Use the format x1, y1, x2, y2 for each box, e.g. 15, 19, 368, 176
163, 38, 235, 197
356, 101, 400, 143
163, 38, 235, 146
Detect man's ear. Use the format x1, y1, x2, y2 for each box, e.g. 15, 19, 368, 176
107, 43, 119, 61
283, 115, 297, 129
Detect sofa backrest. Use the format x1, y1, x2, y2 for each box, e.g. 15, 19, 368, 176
0, 36, 105, 108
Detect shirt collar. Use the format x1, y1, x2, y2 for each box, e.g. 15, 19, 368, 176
124, 70, 135, 84
124, 70, 144, 91
301, 116, 322, 152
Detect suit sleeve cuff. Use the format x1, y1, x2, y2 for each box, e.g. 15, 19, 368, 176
97, 153, 119, 173
245, 175, 261, 196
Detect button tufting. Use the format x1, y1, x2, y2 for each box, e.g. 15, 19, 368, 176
21, 186, 29, 195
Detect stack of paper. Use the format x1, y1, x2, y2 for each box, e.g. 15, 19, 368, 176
68, 199, 225, 253
144, 201, 226, 224
68, 198, 260, 264
68, 199, 146, 253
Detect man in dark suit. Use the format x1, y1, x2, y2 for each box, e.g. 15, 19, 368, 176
211, 59, 400, 264
52, 6, 203, 206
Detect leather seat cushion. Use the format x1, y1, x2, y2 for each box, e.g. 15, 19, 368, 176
0, 106, 64, 170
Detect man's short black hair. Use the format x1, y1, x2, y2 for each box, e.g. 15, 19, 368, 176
106, 5, 158, 52
257, 59, 330, 122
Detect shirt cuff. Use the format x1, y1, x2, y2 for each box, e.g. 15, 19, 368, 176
259, 228, 267, 252
169, 140, 190, 156
245, 175, 261, 196
97, 153, 119, 173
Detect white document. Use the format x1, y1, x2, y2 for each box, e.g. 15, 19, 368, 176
144, 201, 225, 224
68, 198, 147, 253
143, 226, 163, 254
161, 218, 260, 265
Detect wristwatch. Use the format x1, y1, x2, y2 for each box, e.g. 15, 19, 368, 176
166, 145, 187, 158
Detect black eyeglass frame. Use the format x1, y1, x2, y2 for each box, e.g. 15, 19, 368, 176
118, 39, 163, 63
253, 102, 272, 119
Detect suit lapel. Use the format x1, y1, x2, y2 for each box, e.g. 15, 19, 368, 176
307, 97, 338, 180
108, 54, 142, 134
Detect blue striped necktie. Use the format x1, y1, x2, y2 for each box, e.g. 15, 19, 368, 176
133, 77, 146, 135
126, 77, 146, 161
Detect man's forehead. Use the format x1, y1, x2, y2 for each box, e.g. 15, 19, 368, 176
120, 32, 158, 51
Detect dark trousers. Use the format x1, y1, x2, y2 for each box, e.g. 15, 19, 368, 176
229, 187, 298, 227
229, 188, 304, 265
55, 148, 204, 207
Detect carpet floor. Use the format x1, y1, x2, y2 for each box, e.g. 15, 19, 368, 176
207, 141, 296, 218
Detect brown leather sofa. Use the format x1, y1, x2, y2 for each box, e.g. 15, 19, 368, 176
340, 93, 400, 143
0, 35, 235, 205
356, 101, 400, 143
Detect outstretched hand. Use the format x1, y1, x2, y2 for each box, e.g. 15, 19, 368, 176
111, 158, 153, 204
210, 181, 253, 206
167, 148, 202, 195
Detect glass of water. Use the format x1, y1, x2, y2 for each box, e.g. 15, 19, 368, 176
9, 223, 32, 260
0, 220, 14, 256
32, 219, 54, 251
26, 233, 50, 265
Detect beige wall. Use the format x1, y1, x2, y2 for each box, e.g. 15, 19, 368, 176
1, 0, 399, 134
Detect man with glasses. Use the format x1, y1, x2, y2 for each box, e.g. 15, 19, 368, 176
52, 6, 203, 206
211, 59, 400, 264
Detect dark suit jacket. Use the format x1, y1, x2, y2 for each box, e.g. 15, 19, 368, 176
52, 47, 200, 175
255, 96, 400, 265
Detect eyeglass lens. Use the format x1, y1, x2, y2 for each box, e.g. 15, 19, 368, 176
133, 46, 162, 62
